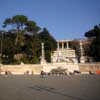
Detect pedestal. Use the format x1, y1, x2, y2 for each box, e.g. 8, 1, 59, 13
40, 58, 47, 64
80, 56, 85, 63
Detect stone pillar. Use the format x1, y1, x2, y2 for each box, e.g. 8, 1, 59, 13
62, 42, 64, 50
57, 42, 59, 51
41, 43, 46, 64
66, 41, 69, 49
42, 43, 44, 59
80, 41, 83, 57
80, 40, 85, 63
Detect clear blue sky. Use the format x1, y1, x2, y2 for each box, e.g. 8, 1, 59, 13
0, 0, 100, 40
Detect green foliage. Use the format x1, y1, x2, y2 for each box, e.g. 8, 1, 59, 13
0, 15, 57, 64
84, 24, 100, 61
3, 15, 40, 32
25, 20, 41, 33
3, 15, 28, 30
39, 28, 57, 62
3, 15, 41, 45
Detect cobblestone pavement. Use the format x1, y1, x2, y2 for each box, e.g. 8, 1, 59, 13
0, 75, 100, 100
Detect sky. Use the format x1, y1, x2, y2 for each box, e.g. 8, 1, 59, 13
0, 0, 100, 40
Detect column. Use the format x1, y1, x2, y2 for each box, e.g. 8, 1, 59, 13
57, 42, 59, 51
80, 41, 83, 57
62, 42, 64, 50
80, 40, 85, 63
41, 43, 44, 59
41, 43, 46, 64
66, 41, 69, 49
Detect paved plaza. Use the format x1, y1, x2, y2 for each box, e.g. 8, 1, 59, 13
0, 75, 100, 100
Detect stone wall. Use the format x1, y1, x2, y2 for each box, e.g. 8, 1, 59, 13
1, 62, 100, 75
42, 62, 79, 73
79, 63, 100, 73
0, 64, 43, 75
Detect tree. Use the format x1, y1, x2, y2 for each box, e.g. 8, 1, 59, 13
1, 15, 57, 64
3, 15, 28, 45
0, 32, 16, 64
25, 20, 41, 34
3, 15, 40, 44
3, 15, 28, 30
85, 24, 100, 61
39, 28, 57, 62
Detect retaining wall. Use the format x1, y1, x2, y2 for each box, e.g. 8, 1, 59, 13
0, 64, 43, 75
0, 62, 100, 75
79, 63, 100, 73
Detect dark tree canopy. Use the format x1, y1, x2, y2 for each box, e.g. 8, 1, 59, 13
85, 29, 96, 38
84, 24, 100, 61
3, 15, 41, 33
0, 15, 57, 64
39, 28, 57, 62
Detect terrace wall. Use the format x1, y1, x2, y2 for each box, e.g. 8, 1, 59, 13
0, 64, 43, 75
79, 63, 100, 73
0, 62, 100, 75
